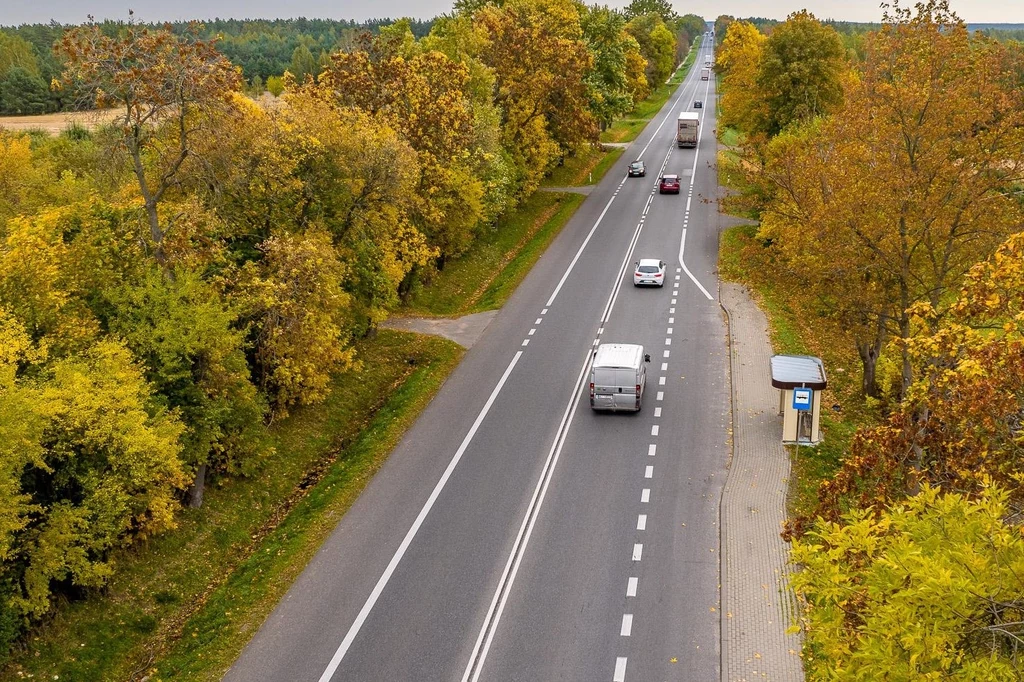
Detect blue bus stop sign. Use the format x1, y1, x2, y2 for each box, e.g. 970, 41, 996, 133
792, 387, 813, 411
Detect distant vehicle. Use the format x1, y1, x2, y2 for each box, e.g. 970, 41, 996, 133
627, 160, 647, 177
700, 67, 711, 80
633, 258, 666, 287
677, 112, 699, 148
659, 174, 681, 194
694, 100, 703, 108
589, 343, 650, 412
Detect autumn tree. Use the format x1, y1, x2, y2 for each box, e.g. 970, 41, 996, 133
107, 267, 269, 507
579, 5, 636, 130
476, 0, 597, 194
752, 10, 846, 136
800, 232, 1024, 531
623, 0, 676, 23
0, 328, 186, 634
760, 1, 1024, 397
319, 29, 485, 261
421, 13, 518, 223
57, 22, 241, 265
792, 486, 1024, 679
714, 20, 766, 133
625, 13, 676, 90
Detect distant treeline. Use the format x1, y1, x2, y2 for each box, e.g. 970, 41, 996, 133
0, 17, 434, 115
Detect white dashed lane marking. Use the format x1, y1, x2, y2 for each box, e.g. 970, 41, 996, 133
641, 489, 650, 503
627, 577, 638, 597
651, 425, 659, 436
632, 544, 643, 561
614, 657, 627, 682
637, 515, 647, 531
621, 614, 633, 636
648, 444, 657, 456
644, 465, 653, 479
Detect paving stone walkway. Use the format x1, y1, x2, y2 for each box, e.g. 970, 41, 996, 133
720, 282, 805, 681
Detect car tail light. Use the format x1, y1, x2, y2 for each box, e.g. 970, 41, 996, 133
635, 384, 641, 395
590, 382, 595, 396
654, 273, 662, 278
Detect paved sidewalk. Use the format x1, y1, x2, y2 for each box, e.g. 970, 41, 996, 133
720, 282, 805, 681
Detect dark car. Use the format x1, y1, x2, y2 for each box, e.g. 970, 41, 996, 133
659, 174, 681, 194
694, 100, 703, 108
628, 160, 646, 177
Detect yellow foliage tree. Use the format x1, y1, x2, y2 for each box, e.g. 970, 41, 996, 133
760, 2, 1024, 397
715, 21, 766, 132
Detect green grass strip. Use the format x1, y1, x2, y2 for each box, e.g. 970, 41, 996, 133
406, 191, 584, 316
472, 192, 585, 312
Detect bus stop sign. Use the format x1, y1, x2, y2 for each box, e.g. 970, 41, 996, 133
792, 387, 813, 411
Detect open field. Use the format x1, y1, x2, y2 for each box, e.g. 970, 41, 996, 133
0, 109, 119, 133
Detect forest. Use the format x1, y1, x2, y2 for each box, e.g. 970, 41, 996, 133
0, 0, 707, 667
715, 0, 1024, 676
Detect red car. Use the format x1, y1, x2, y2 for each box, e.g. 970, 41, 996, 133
659, 174, 681, 194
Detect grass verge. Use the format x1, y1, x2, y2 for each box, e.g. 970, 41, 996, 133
0, 331, 463, 682
404, 192, 585, 316
542, 145, 624, 187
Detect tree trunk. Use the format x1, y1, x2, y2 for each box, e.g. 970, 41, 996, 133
857, 338, 882, 398
187, 463, 207, 508
856, 315, 887, 398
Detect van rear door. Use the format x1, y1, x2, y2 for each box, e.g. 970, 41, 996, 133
612, 368, 638, 410
591, 367, 620, 410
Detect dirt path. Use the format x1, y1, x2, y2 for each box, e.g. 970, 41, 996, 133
380, 311, 498, 349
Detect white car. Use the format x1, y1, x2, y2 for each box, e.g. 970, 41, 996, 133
633, 258, 666, 287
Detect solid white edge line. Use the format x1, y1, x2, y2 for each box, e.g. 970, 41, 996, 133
678, 228, 714, 300
317, 351, 524, 682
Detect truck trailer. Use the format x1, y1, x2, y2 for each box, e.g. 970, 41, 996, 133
700, 67, 710, 80
677, 112, 699, 148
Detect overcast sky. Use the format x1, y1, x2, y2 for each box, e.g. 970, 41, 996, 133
3, 0, 1023, 27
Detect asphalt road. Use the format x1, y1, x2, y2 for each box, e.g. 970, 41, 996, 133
226, 37, 729, 682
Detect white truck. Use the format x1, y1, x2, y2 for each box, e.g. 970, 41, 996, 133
677, 112, 699, 148
700, 67, 710, 80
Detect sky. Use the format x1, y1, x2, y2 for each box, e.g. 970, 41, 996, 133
2, 0, 1023, 27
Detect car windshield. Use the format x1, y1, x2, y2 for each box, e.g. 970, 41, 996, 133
638, 265, 660, 273
630, 162, 643, 169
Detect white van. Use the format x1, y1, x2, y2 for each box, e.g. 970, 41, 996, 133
589, 343, 651, 412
